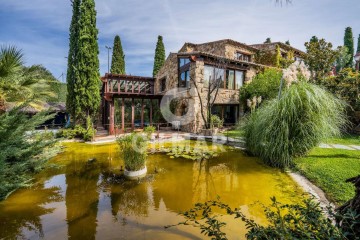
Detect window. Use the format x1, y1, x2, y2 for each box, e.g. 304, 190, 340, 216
235, 52, 251, 62
203, 65, 226, 88
178, 57, 191, 88
226, 70, 235, 89
204, 65, 213, 87
161, 78, 166, 92
179, 70, 190, 88
179, 58, 190, 68
235, 71, 244, 89
295, 56, 303, 62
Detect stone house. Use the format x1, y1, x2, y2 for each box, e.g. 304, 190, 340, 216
153, 39, 305, 133
101, 39, 305, 134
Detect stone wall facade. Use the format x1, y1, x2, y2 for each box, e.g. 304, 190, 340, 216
153, 39, 293, 133
154, 53, 261, 132
154, 53, 178, 94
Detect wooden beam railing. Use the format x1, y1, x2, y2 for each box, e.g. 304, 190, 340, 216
105, 78, 155, 95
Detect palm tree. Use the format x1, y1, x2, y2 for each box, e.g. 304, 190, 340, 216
0, 45, 54, 113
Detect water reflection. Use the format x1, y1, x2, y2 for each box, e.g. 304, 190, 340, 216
0, 183, 63, 239
65, 160, 101, 240
0, 142, 303, 239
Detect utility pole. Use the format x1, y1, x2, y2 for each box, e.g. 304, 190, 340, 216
105, 46, 112, 74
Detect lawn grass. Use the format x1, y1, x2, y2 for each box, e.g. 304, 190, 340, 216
295, 147, 360, 205
325, 134, 360, 146
221, 129, 244, 138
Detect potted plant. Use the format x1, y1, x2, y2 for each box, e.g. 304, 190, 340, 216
117, 133, 148, 179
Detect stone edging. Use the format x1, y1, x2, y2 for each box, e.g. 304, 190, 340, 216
287, 171, 334, 210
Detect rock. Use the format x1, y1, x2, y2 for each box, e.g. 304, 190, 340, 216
87, 158, 96, 163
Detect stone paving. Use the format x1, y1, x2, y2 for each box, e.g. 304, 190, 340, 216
319, 143, 360, 151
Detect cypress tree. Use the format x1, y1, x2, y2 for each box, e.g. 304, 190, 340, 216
275, 44, 281, 68
344, 27, 354, 68
110, 35, 125, 74
357, 34, 360, 53
285, 40, 290, 45
66, 0, 81, 120
310, 36, 318, 43
264, 38, 271, 43
74, 0, 100, 122
153, 35, 165, 77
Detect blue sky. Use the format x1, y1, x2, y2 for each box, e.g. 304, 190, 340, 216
0, 0, 359, 81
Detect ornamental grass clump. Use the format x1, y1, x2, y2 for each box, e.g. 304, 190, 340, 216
117, 133, 148, 171
243, 80, 347, 169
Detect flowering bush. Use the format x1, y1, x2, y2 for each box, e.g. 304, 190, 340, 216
282, 61, 311, 87
240, 68, 282, 111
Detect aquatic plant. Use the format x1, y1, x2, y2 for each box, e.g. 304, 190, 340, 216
117, 133, 147, 171
160, 146, 218, 161
242, 81, 346, 168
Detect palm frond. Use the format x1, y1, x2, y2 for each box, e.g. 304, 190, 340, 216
0, 45, 24, 78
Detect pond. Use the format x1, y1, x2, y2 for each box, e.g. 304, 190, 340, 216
0, 141, 303, 239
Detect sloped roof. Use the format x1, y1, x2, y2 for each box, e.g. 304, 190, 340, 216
176, 51, 271, 68
181, 39, 259, 52
5, 102, 66, 114
250, 42, 306, 55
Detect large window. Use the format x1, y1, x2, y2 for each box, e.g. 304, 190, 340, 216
178, 57, 191, 88
179, 58, 190, 67
203, 65, 225, 88
226, 70, 235, 89
203, 65, 243, 90
179, 70, 190, 88
160, 78, 166, 92
235, 71, 244, 89
211, 104, 238, 124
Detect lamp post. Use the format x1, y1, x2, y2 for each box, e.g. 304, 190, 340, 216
354, 52, 360, 71
105, 46, 112, 74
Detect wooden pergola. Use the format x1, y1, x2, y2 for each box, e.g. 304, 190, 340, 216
101, 74, 163, 134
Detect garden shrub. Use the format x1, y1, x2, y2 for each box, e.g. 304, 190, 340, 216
117, 133, 147, 171
242, 81, 346, 168
56, 116, 96, 141
0, 108, 58, 200
323, 68, 360, 111
240, 68, 282, 111
210, 115, 223, 129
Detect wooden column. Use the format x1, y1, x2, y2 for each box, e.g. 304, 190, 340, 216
109, 100, 115, 135
131, 98, 135, 130
121, 98, 125, 132
141, 99, 144, 128
150, 99, 153, 126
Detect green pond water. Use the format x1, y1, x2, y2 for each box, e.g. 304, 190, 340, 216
0, 141, 303, 239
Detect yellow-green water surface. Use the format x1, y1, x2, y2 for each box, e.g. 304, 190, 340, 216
0, 141, 303, 239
